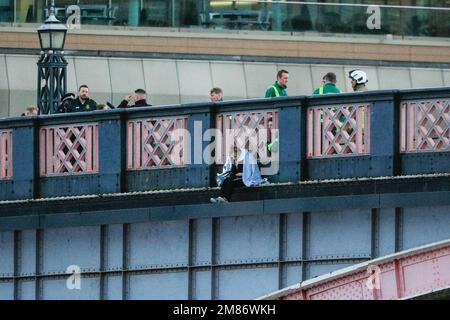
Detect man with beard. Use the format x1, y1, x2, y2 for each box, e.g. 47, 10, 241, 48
67, 85, 97, 112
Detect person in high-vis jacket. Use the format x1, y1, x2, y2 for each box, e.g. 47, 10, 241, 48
313, 72, 341, 95
265, 70, 289, 98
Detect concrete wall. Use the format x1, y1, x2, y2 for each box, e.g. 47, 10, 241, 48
1, 53, 450, 116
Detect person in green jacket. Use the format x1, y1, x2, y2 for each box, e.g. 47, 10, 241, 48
313, 73, 343, 132
313, 72, 341, 95
265, 70, 289, 98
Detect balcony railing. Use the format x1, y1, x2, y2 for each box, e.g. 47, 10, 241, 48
0, 87, 449, 200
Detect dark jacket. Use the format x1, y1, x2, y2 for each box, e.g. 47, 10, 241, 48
66, 97, 97, 113
118, 99, 152, 108
57, 99, 74, 113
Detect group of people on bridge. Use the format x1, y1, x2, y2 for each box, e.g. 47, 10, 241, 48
18, 68, 369, 203
22, 68, 369, 116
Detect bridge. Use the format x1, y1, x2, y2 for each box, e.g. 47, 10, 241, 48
0, 88, 449, 299
259, 239, 450, 300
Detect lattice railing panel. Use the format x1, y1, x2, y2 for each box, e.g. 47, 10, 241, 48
307, 104, 371, 158
216, 110, 278, 163
40, 123, 99, 176
0, 130, 13, 179
400, 99, 450, 153
127, 117, 188, 169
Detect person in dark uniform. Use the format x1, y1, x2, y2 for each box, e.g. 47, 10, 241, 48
118, 88, 152, 108
56, 92, 75, 113
66, 85, 97, 113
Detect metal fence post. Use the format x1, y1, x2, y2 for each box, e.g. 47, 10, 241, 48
98, 112, 123, 194
276, 101, 303, 182
369, 92, 400, 176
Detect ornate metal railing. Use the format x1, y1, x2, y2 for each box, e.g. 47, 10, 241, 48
307, 104, 371, 158
127, 117, 188, 169
40, 123, 99, 176
400, 99, 450, 153
216, 109, 278, 163
1, 88, 449, 200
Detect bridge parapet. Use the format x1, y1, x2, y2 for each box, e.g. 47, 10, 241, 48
307, 103, 371, 158
0, 87, 449, 200
259, 239, 450, 300
39, 123, 99, 176
400, 99, 450, 153
0, 129, 13, 180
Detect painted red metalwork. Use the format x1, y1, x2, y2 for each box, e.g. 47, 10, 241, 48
259, 239, 450, 300
307, 104, 371, 158
127, 117, 188, 169
216, 110, 278, 163
400, 99, 450, 153
40, 123, 99, 176
0, 129, 13, 179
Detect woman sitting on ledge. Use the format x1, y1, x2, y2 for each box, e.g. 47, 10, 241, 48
211, 145, 269, 203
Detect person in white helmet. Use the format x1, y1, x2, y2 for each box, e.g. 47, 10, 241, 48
349, 69, 368, 92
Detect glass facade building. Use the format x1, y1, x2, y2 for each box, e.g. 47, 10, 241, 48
0, 0, 449, 37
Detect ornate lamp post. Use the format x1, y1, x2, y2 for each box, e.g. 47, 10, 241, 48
36, 0, 68, 114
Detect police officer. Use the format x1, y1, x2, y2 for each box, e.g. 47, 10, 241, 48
118, 88, 152, 108
57, 92, 75, 113
67, 85, 97, 112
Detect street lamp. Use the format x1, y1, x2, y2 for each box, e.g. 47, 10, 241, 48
36, 1, 68, 114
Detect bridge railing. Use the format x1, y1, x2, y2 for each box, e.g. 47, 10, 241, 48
0, 87, 449, 200
39, 123, 99, 176
260, 239, 450, 300
306, 103, 371, 158
215, 109, 278, 164
126, 116, 188, 169
400, 99, 450, 153
0, 129, 12, 179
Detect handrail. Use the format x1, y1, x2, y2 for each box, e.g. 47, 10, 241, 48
0, 87, 449, 200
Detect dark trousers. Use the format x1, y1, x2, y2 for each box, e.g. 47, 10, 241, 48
220, 177, 245, 201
